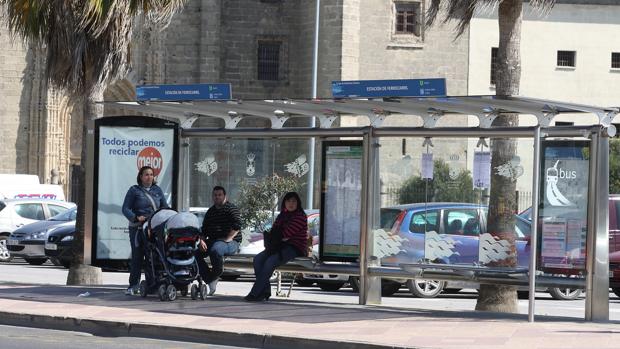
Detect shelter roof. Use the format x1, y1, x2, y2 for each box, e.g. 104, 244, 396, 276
108, 95, 618, 130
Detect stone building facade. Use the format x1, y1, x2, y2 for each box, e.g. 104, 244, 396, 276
0, 0, 471, 202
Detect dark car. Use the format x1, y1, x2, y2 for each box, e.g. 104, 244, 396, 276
7, 206, 77, 265
44, 221, 76, 268
520, 195, 620, 295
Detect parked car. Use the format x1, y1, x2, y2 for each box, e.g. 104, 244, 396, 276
609, 250, 620, 298
7, 207, 77, 265
520, 194, 620, 298
44, 221, 76, 268
0, 198, 75, 262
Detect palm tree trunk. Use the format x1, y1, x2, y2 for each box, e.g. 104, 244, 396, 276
66, 89, 103, 285
475, 0, 522, 313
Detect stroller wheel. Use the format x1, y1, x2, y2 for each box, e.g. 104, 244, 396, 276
158, 284, 168, 301
139, 280, 148, 298
199, 284, 208, 300
191, 284, 198, 300
180, 285, 188, 297
166, 284, 177, 301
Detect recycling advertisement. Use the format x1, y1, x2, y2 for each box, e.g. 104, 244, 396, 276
96, 126, 174, 259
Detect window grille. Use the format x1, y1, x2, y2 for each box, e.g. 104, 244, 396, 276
612, 52, 620, 69
257, 41, 281, 81
394, 3, 420, 36
557, 51, 576, 68
490, 47, 498, 85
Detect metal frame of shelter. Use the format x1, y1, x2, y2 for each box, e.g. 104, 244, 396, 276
100, 95, 617, 322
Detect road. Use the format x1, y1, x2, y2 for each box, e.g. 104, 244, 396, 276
0, 324, 253, 349
1, 258, 619, 321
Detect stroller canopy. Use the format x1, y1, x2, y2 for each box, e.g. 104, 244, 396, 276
166, 212, 201, 231
149, 208, 178, 231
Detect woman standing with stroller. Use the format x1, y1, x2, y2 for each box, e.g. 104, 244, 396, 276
122, 166, 168, 295
245, 192, 308, 302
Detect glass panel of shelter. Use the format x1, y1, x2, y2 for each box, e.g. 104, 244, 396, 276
375, 136, 540, 272
187, 137, 311, 241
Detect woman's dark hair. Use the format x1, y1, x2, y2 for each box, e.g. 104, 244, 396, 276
280, 192, 304, 212
136, 166, 157, 185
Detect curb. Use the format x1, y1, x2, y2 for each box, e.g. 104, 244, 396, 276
0, 311, 415, 349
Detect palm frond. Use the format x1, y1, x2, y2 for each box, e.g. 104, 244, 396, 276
426, 0, 556, 37
0, 0, 187, 97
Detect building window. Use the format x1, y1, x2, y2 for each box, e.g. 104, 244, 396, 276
612, 52, 620, 69
394, 2, 421, 36
257, 41, 281, 81
490, 47, 498, 85
557, 50, 576, 68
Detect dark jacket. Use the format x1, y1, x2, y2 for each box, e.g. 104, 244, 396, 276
272, 209, 308, 256
122, 184, 169, 225
201, 201, 242, 243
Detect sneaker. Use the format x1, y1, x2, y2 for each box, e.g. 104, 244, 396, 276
207, 279, 218, 296
125, 286, 139, 296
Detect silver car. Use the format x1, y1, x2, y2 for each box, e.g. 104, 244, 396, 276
5, 204, 76, 264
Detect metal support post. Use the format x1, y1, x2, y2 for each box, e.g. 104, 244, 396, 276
528, 126, 542, 322
84, 120, 95, 265
179, 138, 191, 211
585, 129, 610, 321
359, 131, 381, 305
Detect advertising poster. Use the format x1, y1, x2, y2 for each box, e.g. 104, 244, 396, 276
96, 125, 175, 260
473, 151, 491, 188
538, 141, 589, 270
320, 142, 363, 261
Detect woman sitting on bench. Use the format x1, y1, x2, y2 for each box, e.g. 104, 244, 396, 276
244, 192, 308, 302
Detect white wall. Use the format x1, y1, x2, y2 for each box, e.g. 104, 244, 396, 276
467, 3, 620, 194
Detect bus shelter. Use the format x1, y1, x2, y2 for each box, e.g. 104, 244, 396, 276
90, 95, 617, 322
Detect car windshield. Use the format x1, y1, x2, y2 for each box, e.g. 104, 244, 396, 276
0, 202, 5, 212
49, 207, 77, 221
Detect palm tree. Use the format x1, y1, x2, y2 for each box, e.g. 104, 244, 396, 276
0, 0, 187, 284
427, 0, 556, 312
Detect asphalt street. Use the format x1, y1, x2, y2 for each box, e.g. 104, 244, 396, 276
1, 258, 619, 321
0, 324, 254, 349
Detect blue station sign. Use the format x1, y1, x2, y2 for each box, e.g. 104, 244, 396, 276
331, 78, 446, 98
136, 83, 232, 102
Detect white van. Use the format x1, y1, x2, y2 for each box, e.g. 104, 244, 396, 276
0, 184, 66, 201
0, 174, 66, 201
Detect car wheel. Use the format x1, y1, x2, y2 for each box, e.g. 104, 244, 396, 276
517, 291, 529, 299
295, 277, 315, 287
381, 280, 402, 297
220, 275, 240, 282
0, 236, 12, 263
24, 258, 48, 266
61, 259, 71, 269
349, 276, 360, 292
407, 279, 445, 298
317, 281, 346, 292
612, 288, 620, 299
49, 257, 62, 266
548, 287, 582, 300
348, 277, 402, 296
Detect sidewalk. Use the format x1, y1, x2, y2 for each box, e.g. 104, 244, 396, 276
0, 283, 618, 349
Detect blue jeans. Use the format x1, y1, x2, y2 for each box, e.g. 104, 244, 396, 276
196, 240, 240, 284
128, 227, 145, 288
248, 244, 299, 297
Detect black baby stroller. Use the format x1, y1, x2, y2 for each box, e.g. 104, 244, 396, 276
139, 208, 208, 301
